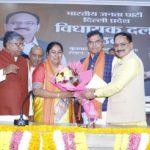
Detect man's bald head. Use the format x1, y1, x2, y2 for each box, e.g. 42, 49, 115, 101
29, 45, 44, 67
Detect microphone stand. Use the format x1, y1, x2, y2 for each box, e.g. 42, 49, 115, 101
14, 91, 32, 126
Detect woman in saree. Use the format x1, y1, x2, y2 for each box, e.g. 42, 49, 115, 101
32, 41, 75, 124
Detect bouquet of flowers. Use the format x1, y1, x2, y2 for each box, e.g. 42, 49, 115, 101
50, 61, 99, 120
51, 61, 92, 91
55, 66, 80, 89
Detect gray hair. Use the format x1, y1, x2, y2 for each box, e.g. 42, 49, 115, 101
3, 31, 24, 48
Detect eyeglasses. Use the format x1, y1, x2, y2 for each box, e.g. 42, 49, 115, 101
114, 43, 130, 48
88, 40, 102, 46
9, 21, 37, 26
9, 42, 24, 47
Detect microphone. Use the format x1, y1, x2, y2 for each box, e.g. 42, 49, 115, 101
14, 91, 32, 126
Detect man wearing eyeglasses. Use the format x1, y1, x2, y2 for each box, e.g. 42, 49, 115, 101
0, 31, 29, 122
82, 32, 147, 126
76, 30, 116, 125
1, 11, 67, 65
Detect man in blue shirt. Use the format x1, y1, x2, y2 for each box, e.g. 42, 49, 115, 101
79, 30, 115, 125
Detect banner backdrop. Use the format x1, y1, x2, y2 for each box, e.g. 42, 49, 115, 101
0, 3, 150, 94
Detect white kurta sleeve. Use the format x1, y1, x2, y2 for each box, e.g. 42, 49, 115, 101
0, 69, 6, 82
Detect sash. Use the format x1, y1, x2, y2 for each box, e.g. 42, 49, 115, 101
34, 59, 75, 124
42, 59, 56, 124
82, 50, 105, 118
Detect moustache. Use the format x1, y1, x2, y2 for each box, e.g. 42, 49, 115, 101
14, 28, 30, 31
116, 50, 125, 53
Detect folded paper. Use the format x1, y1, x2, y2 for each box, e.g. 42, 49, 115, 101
86, 74, 107, 103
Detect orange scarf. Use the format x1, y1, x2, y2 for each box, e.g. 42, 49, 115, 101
42, 59, 57, 124
82, 50, 105, 118
42, 59, 75, 124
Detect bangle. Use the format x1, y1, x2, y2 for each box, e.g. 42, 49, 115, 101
57, 93, 60, 98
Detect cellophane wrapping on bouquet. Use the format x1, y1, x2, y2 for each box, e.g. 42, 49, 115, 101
50, 61, 98, 120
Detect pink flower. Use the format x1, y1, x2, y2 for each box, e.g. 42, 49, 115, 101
81, 99, 99, 119
50, 61, 98, 120
10, 131, 23, 150
50, 61, 92, 91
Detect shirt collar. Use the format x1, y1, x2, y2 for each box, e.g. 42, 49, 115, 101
117, 50, 134, 64
90, 52, 99, 60
23, 37, 38, 55
24, 37, 38, 46
121, 50, 134, 60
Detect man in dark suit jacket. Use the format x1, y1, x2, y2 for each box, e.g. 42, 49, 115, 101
2, 10, 67, 65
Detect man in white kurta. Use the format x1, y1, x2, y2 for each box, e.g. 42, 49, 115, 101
82, 32, 146, 126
